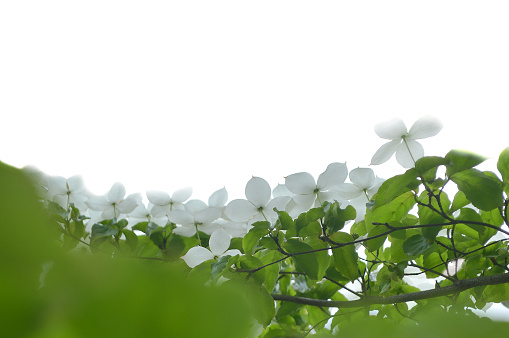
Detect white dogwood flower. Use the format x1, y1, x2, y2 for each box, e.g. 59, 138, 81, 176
46, 175, 88, 210
169, 199, 222, 236
337, 167, 385, 221
146, 187, 192, 215
181, 228, 241, 268
284, 163, 347, 216
86, 182, 138, 219
370, 116, 443, 168
224, 177, 290, 225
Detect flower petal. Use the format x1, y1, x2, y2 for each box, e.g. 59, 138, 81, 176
335, 183, 363, 200
168, 210, 194, 225
349, 168, 375, 190
108, 182, 126, 203
272, 184, 293, 198
116, 197, 138, 214
396, 140, 424, 168
291, 194, 316, 214
285, 172, 316, 194
185, 199, 208, 214
370, 139, 401, 165
182, 246, 214, 268
374, 118, 407, 140
47, 176, 67, 196
317, 162, 348, 190
208, 187, 228, 207
194, 207, 222, 224
197, 222, 220, 235
224, 199, 257, 222
245, 177, 271, 207
408, 116, 443, 140
67, 175, 85, 193
86, 195, 110, 211
209, 228, 231, 256
222, 249, 242, 257
265, 196, 291, 221
172, 187, 192, 203
173, 224, 197, 237
146, 190, 171, 206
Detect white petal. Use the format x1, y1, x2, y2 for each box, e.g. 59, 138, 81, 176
317, 162, 348, 190
185, 199, 208, 214
47, 176, 67, 196
291, 194, 316, 213
220, 221, 249, 238
396, 140, 424, 168
182, 246, 214, 268
67, 175, 85, 193
172, 187, 193, 203
209, 228, 231, 256
374, 118, 407, 140
317, 190, 344, 205
285, 172, 316, 194
335, 183, 363, 200
168, 210, 194, 225
367, 177, 385, 197
265, 196, 291, 218
272, 184, 293, 198
146, 190, 171, 206
173, 224, 197, 237
349, 168, 375, 190
370, 139, 401, 165
86, 196, 110, 211
116, 198, 138, 214
197, 222, 220, 235
208, 187, 228, 207
222, 249, 242, 257
224, 199, 257, 222
108, 182, 126, 203
194, 207, 222, 224
245, 177, 271, 207
408, 116, 443, 140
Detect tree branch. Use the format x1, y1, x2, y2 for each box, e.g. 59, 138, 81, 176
272, 273, 509, 308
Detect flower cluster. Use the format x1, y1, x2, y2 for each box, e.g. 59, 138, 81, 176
26, 116, 442, 268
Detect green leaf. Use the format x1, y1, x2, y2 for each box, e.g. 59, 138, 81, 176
330, 232, 360, 282
210, 255, 232, 282
242, 221, 270, 255
445, 149, 487, 176
238, 255, 266, 285
403, 234, 430, 256
122, 229, 138, 253
415, 156, 451, 177
116, 219, 128, 229
365, 224, 389, 252
275, 209, 294, 230
497, 147, 509, 184
294, 213, 309, 236
451, 169, 504, 211
457, 208, 485, 241
306, 207, 325, 222
91, 223, 119, 241
374, 168, 419, 208
256, 249, 284, 292
450, 191, 469, 213
283, 239, 319, 280
324, 203, 356, 235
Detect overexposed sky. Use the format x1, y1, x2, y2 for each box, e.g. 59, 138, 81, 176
1, 1, 508, 202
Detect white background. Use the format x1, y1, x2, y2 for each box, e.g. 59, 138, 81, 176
1, 0, 508, 319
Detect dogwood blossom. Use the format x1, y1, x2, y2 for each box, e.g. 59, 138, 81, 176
127, 202, 168, 228
169, 199, 222, 236
337, 167, 384, 221
224, 177, 290, 225
46, 175, 88, 210
86, 182, 138, 219
181, 228, 241, 268
370, 116, 443, 168
284, 163, 347, 216
146, 187, 192, 215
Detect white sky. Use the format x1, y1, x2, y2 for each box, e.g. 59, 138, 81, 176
1, 0, 509, 319
1, 1, 508, 203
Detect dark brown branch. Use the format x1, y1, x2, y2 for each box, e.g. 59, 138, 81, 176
272, 273, 509, 308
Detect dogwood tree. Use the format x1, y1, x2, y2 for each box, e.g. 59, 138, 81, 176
2, 116, 509, 337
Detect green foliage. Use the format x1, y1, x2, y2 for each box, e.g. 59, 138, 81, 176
3, 143, 509, 336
